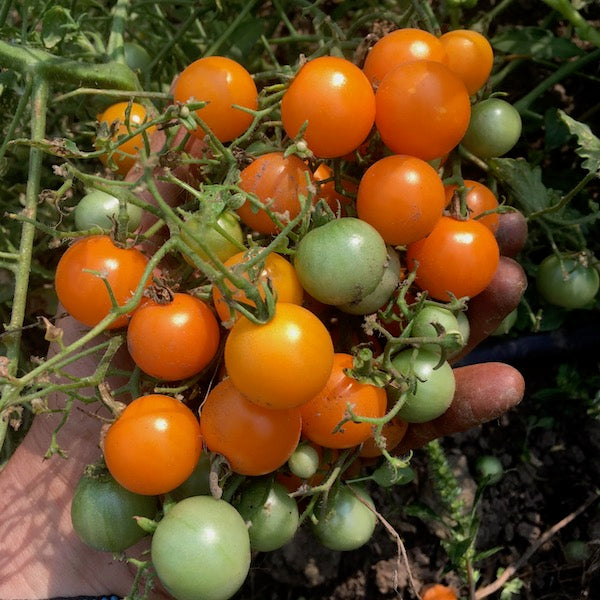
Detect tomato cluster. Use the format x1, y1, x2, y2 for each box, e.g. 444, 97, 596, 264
61, 24, 525, 600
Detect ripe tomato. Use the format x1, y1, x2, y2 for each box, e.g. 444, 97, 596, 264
356, 154, 446, 245
54, 235, 150, 329
389, 348, 456, 423
300, 353, 387, 449
444, 179, 500, 233
127, 293, 220, 381
173, 55, 258, 142
406, 216, 500, 301
375, 60, 470, 161
294, 217, 388, 306
421, 583, 458, 600
224, 302, 334, 409
96, 101, 156, 176
236, 152, 315, 234
313, 163, 356, 213
536, 254, 599, 309
103, 394, 203, 495
151, 496, 251, 600
74, 189, 143, 232
281, 56, 376, 158
460, 98, 522, 158
358, 417, 408, 458
212, 250, 304, 324
439, 29, 494, 95
362, 28, 448, 87
200, 378, 302, 476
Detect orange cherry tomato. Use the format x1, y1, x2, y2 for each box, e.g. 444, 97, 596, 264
356, 154, 446, 245
300, 353, 387, 449
281, 56, 376, 158
104, 394, 203, 495
375, 60, 470, 161
421, 583, 458, 600
212, 250, 304, 324
224, 302, 334, 409
236, 152, 315, 234
358, 417, 408, 458
127, 293, 220, 381
406, 215, 500, 301
96, 102, 156, 176
173, 56, 258, 142
444, 179, 500, 233
54, 235, 150, 329
362, 28, 448, 87
313, 163, 356, 214
439, 29, 494, 95
200, 378, 302, 476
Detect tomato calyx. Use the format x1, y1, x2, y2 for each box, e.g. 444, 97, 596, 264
143, 284, 175, 304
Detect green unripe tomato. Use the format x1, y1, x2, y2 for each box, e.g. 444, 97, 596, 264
124, 42, 152, 74
74, 189, 143, 232
71, 468, 158, 552
461, 98, 522, 158
235, 479, 299, 552
411, 305, 465, 355
389, 348, 456, 423
492, 308, 518, 336
475, 455, 504, 484
563, 540, 590, 563
288, 442, 320, 479
371, 462, 416, 488
169, 453, 212, 501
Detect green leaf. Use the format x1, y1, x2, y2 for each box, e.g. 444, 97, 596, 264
41, 6, 77, 49
558, 109, 600, 175
491, 27, 584, 60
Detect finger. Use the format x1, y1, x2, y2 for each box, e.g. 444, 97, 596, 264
395, 361, 525, 452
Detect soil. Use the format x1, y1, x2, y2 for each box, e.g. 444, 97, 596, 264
234, 350, 600, 600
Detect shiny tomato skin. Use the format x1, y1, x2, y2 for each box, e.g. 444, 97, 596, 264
96, 102, 156, 176
444, 179, 500, 233
224, 302, 334, 409
212, 250, 304, 324
375, 60, 470, 161
103, 394, 203, 495
74, 189, 143, 232
356, 154, 446, 245
406, 216, 500, 301
439, 29, 494, 95
127, 293, 220, 381
237, 152, 315, 234
54, 235, 150, 329
281, 56, 376, 158
300, 353, 387, 449
173, 56, 258, 142
200, 378, 302, 476
363, 28, 448, 87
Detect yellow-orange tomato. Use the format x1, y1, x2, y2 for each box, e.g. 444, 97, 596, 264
224, 302, 334, 409
421, 583, 458, 600
212, 250, 304, 324
439, 29, 494, 96
375, 60, 470, 161
356, 154, 446, 245
444, 179, 500, 233
313, 163, 357, 214
173, 56, 258, 142
200, 378, 302, 476
236, 152, 315, 234
281, 56, 376, 158
96, 102, 156, 176
104, 394, 203, 495
300, 353, 387, 449
127, 293, 220, 381
359, 417, 408, 458
362, 28, 448, 87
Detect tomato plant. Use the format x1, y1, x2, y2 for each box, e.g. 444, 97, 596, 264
127, 292, 220, 381
536, 254, 599, 309
374, 60, 471, 160
173, 55, 258, 142
358, 416, 408, 458
300, 353, 387, 449
224, 302, 334, 409
281, 56, 376, 158
475, 455, 504, 484
313, 163, 356, 213
74, 189, 143, 232
151, 496, 251, 600
71, 467, 158, 552
406, 216, 500, 301
236, 152, 315, 234
410, 305, 467, 355
200, 378, 302, 476
294, 217, 388, 306
54, 235, 150, 329
103, 394, 203, 495
96, 101, 156, 176
362, 27, 448, 87
356, 154, 446, 245
421, 583, 458, 600
287, 441, 321, 479
444, 179, 500, 233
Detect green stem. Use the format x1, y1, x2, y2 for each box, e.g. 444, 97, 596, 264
541, 0, 600, 47
204, 0, 260, 57
0, 77, 32, 164
106, 0, 130, 63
